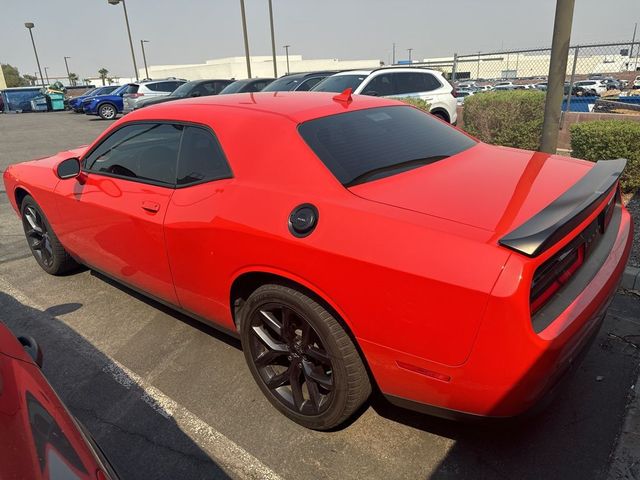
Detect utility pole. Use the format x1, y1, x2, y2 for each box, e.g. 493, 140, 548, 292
24, 23, 45, 87
407, 48, 413, 62
239, 0, 252, 78
540, 0, 575, 153
44, 66, 50, 84
268, 0, 277, 77
283, 45, 290, 74
630, 23, 637, 63
477, 51, 481, 79
140, 40, 150, 79
392, 43, 396, 64
64, 56, 71, 85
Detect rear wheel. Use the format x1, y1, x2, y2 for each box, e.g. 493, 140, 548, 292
20, 196, 78, 275
98, 103, 117, 120
240, 284, 371, 430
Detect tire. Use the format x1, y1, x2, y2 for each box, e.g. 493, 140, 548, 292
240, 284, 371, 430
20, 195, 78, 275
432, 111, 449, 123
98, 103, 117, 120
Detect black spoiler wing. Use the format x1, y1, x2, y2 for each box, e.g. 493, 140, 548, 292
499, 158, 626, 257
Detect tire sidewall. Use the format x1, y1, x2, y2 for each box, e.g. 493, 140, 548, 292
240, 285, 352, 430
20, 197, 64, 275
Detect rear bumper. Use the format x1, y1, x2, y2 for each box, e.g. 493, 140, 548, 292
364, 204, 632, 419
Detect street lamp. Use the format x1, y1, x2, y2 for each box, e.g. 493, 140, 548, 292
239, 0, 252, 78
24, 23, 45, 87
107, 0, 139, 81
140, 40, 150, 80
407, 48, 413, 62
44, 66, 50, 84
64, 56, 72, 85
283, 45, 290, 74
268, 0, 277, 77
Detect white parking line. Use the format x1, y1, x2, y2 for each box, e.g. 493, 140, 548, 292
0, 276, 284, 480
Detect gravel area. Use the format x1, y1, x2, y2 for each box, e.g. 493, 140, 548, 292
626, 194, 640, 267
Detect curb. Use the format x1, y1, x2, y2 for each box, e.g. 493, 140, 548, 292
621, 266, 640, 290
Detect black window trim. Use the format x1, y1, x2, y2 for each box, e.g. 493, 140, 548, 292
81, 119, 234, 189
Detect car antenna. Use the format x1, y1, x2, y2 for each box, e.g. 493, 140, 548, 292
333, 88, 353, 104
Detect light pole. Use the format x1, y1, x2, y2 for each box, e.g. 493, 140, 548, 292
64, 56, 71, 85
44, 66, 50, 84
407, 48, 413, 62
239, 0, 252, 78
107, 0, 139, 81
268, 0, 278, 77
283, 45, 290, 74
140, 40, 150, 80
24, 23, 45, 87
392, 43, 396, 64
477, 51, 481, 79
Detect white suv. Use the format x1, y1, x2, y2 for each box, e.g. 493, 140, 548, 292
123, 78, 186, 113
312, 68, 458, 124
573, 79, 607, 95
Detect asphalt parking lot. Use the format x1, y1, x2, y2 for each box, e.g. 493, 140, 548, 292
1, 112, 639, 480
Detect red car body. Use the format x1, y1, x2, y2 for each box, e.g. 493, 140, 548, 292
0, 323, 116, 479
3, 92, 632, 420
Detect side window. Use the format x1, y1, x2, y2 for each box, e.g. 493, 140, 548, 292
84, 123, 182, 186
361, 74, 394, 96
215, 81, 232, 93
248, 81, 268, 92
393, 72, 442, 94
296, 77, 323, 91
145, 83, 162, 92
177, 126, 232, 186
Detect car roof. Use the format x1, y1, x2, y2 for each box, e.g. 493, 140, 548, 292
122, 91, 403, 124
331, 67, 443, 77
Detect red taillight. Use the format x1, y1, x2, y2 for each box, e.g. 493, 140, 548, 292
451, 86, 457, 97
127, 93, 144, 98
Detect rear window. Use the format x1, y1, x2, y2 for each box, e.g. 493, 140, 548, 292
312, 74, 367, 93
262, 76, 301, 92
124, 84, 139, 94
298, 106, 476, 186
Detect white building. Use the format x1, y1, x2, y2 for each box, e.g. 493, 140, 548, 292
139, 54, 382, 81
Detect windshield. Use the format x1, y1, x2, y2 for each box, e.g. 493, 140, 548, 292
298, 106, 476, 186
312, 74, 367, 93
219, 81, 248, 94
170, 81, 196, 97
261, 76, 301, 92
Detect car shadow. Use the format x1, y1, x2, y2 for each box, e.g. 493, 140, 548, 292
0, 291, 231, 480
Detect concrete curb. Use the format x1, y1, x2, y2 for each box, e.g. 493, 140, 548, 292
608, 266, 640, 480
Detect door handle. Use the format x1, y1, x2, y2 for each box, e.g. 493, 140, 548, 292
141, 201, 160, 213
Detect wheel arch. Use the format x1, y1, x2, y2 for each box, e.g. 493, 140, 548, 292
14, 186, 32, 213
429, 107, 450, 123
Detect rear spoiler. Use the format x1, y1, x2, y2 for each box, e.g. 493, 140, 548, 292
499, 158, 626, 257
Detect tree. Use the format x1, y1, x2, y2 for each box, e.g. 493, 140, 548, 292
68, 72, 78, 86
98, 68, 109, 86
22, 74, 38, 86
1, 64, 29, 87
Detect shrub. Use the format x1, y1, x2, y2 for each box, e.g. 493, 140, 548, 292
397, 97, 431, 113
570, 120, 640, 193
462, 90, 545, 150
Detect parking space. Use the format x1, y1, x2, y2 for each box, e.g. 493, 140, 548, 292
1, 112, 640, 480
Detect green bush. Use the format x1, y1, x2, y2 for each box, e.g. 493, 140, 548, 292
462, 90, 545, 150
570, 120, 640, 193
397, 97, 431, 113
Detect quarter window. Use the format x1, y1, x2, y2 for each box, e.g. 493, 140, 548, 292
177, 126, 232, 186
84, 123, 182, 186
393, 72, 442, 94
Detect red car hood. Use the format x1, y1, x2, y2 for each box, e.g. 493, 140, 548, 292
349, 143, 593, 238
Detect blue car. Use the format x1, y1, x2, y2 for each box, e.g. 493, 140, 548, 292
83, 83, 135, 120
68, 86, 118, 113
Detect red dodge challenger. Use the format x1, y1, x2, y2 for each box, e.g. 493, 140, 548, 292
3, 91, 632, 430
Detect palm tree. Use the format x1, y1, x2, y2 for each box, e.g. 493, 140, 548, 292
98, 68, 109, 86
68, 72, 79, 87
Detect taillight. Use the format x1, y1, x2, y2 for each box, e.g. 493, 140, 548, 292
451, 87, 457, 97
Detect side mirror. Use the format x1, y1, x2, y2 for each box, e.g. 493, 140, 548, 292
18, 336, 43, 368
56, 157, 81, 180
191, 92, 201, 97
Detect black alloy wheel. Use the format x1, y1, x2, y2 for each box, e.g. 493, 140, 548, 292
22, 205, 54, 269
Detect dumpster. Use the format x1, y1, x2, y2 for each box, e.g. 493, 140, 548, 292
47, 92, 65, 111
30, 96, 48, 112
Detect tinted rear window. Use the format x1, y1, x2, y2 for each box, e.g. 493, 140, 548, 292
298, 106, 476, 186
312, 74, 367, 93
124, 84, 139, 94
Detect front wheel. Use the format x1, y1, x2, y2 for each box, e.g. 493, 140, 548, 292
98, 103, 117, 120
240, 284, 371, 430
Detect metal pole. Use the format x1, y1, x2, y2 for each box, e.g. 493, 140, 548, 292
140, 40, 149, 79
120, 0, 139, 81
44, 67, 50, 84
407, 48, 413, 62
283, 45, 290, 74
630, 23, 637, 63
540, 0, 575, 153
477, 51, 481, 79
239, 0, 252, 78
451, 53, 458, 82
25, 25, 45, 87
64, 56, 71, 85
562, 46, 579, 128
268, 0, 277, 77
392, 43, 396, 64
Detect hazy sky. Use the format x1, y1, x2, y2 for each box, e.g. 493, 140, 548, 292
2, 0, 639, 81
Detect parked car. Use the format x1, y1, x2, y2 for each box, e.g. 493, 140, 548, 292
312, 67, 457, 123
455, 89, 474, 104
3, 92, 631, 430
83, 83, 133, 120
632, 75, 640, 88
573, 80, 607, 95
123, 78, 187, 113
68, 86, 118, 113
219, 78, 275, 94
0, 321, 118, 479
133, 79, 234, 110
261, 71, 339, 92
535, 82, 548, 91
494, 81, 514, 87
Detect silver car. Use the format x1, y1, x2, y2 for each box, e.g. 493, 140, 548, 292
123, 78, 186, 113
